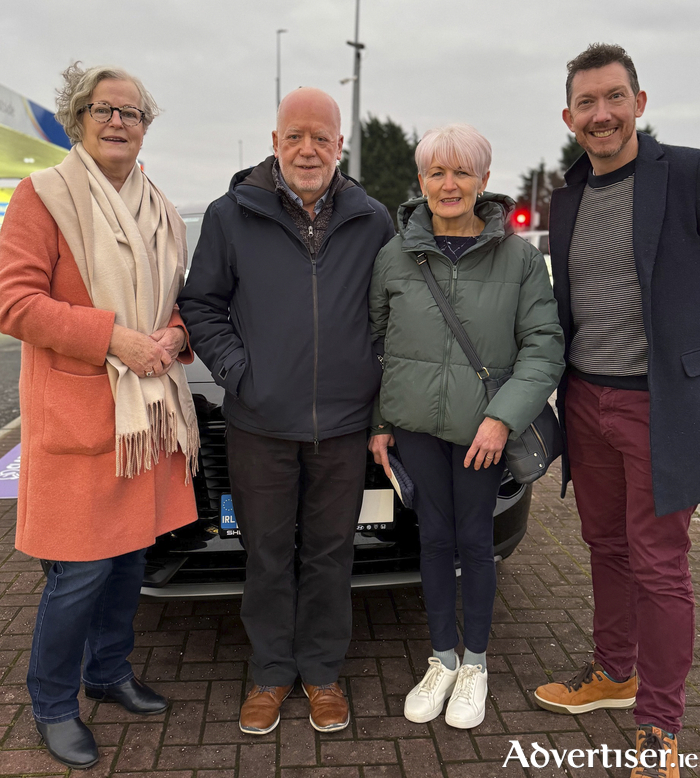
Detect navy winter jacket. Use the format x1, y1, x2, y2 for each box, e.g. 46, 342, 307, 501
178, 157, 395, 443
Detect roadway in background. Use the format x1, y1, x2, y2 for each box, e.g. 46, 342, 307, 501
0, 334, 20, 429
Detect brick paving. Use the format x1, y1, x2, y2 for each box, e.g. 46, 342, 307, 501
0, 423, 699, 777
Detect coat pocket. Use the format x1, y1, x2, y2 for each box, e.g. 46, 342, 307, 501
681, 348, 700, 378
43, 369, 115, 455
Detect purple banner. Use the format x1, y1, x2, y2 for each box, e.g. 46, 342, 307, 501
0, 443, 20, 499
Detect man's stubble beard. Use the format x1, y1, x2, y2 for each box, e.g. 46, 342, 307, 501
577, 123, 635, 162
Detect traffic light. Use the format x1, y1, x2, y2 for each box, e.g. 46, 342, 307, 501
513, 208, 531, 229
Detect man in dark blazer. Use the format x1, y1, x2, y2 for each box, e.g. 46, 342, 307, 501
534, 43, 700, 775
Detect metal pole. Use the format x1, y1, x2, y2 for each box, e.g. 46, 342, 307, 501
239, 140, 243, 170
530, 167, 539, 229
276, 29, 287, 109
347, 0, 364, 181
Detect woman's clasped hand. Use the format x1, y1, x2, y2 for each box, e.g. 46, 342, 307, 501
109, 323, 185, 378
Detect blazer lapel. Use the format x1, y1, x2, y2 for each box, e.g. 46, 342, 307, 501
550, 180, 585, 350
633, 144, 668, 290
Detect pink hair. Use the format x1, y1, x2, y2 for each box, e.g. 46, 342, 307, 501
415, 124, 492, 179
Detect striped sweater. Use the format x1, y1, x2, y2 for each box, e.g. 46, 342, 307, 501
568, 159, 648, 389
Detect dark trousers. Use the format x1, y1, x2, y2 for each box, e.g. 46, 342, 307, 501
566, 375, 695, 733
27, 549, 146, 723
393, 427, 504, 654
226, 424, 366, 686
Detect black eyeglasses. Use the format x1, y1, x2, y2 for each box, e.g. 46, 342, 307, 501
82, 102, 145, 127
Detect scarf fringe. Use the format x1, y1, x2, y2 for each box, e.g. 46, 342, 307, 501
116, 399, 200, 481
186, 420, 200, 485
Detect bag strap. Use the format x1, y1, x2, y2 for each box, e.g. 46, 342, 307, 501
415, 252, 490, 380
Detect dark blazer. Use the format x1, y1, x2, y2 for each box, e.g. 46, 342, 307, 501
550, 132, 700, 516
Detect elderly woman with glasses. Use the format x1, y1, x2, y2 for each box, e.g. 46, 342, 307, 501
369, 124, 564, 730
0, 63, 199, 769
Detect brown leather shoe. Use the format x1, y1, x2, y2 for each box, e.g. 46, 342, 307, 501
239, 684, 293, 734
534, 661, 636, 714
630, 726, 679, 778
302, 682, 350, 732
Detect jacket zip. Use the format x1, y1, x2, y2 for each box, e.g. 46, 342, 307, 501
235, 196, 373, 447
436, 261, 459, 438
309, 224, 320, 453
531, 421, 548, 457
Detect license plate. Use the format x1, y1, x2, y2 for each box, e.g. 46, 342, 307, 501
219, 494, 241, 538
219, 489, 395, 538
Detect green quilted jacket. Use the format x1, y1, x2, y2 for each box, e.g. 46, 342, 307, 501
369, 193, 565, 445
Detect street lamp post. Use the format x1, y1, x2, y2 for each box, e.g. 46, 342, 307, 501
346, 0, 364, 181
530, 167, 539, 230
276, 28, 288, 109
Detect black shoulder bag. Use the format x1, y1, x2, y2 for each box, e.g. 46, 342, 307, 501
415, 252, 563, 484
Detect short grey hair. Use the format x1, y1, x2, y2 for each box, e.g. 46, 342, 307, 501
415, 124, 492, 179
55, 62, 159, 144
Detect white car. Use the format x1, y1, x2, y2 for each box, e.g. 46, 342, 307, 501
517, 230, 552, 284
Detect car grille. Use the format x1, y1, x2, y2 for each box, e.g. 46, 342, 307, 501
192, 395, 229, 521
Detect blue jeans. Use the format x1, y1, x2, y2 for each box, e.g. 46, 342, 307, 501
27, 549, 146, 723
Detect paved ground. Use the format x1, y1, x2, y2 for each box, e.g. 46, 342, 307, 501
0, 423, 699, 777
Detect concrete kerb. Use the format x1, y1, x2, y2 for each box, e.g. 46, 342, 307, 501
0, 415, 20, 444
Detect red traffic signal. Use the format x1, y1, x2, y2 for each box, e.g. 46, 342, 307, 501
513, 208, 530, 229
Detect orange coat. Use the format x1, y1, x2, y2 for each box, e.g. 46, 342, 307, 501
0, 178, 197, 561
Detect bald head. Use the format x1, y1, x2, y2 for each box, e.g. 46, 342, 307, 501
276, 87, 341, 134
273, 87, 344, 213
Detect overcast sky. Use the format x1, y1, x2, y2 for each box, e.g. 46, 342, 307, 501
2, 0, 699, 209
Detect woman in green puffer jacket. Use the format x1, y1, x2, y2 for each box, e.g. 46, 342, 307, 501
369, 124, 564, 731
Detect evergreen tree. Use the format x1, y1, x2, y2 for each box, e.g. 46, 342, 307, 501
341, 115, 420, 227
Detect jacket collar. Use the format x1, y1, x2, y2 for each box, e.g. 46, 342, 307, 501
226, 156, 372, 223
398, 193, 514, 257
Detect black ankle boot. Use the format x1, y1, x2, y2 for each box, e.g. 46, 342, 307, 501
84, 677, 168, 715
35, 717, 98, 769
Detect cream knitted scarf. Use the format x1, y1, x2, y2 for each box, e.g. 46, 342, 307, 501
31, 144, 199, 480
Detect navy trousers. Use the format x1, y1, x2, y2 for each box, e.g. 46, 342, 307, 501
393, 427, 504, 653
27, 549, 146, 723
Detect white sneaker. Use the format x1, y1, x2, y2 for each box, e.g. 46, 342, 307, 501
445, 664, 487, 729
404, 656, 460, 723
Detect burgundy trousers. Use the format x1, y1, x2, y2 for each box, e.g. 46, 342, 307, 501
565, 375, 695, 733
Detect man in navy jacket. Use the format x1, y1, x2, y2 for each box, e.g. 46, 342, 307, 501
534, 44, 700, 775
179, 88, 394, 736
